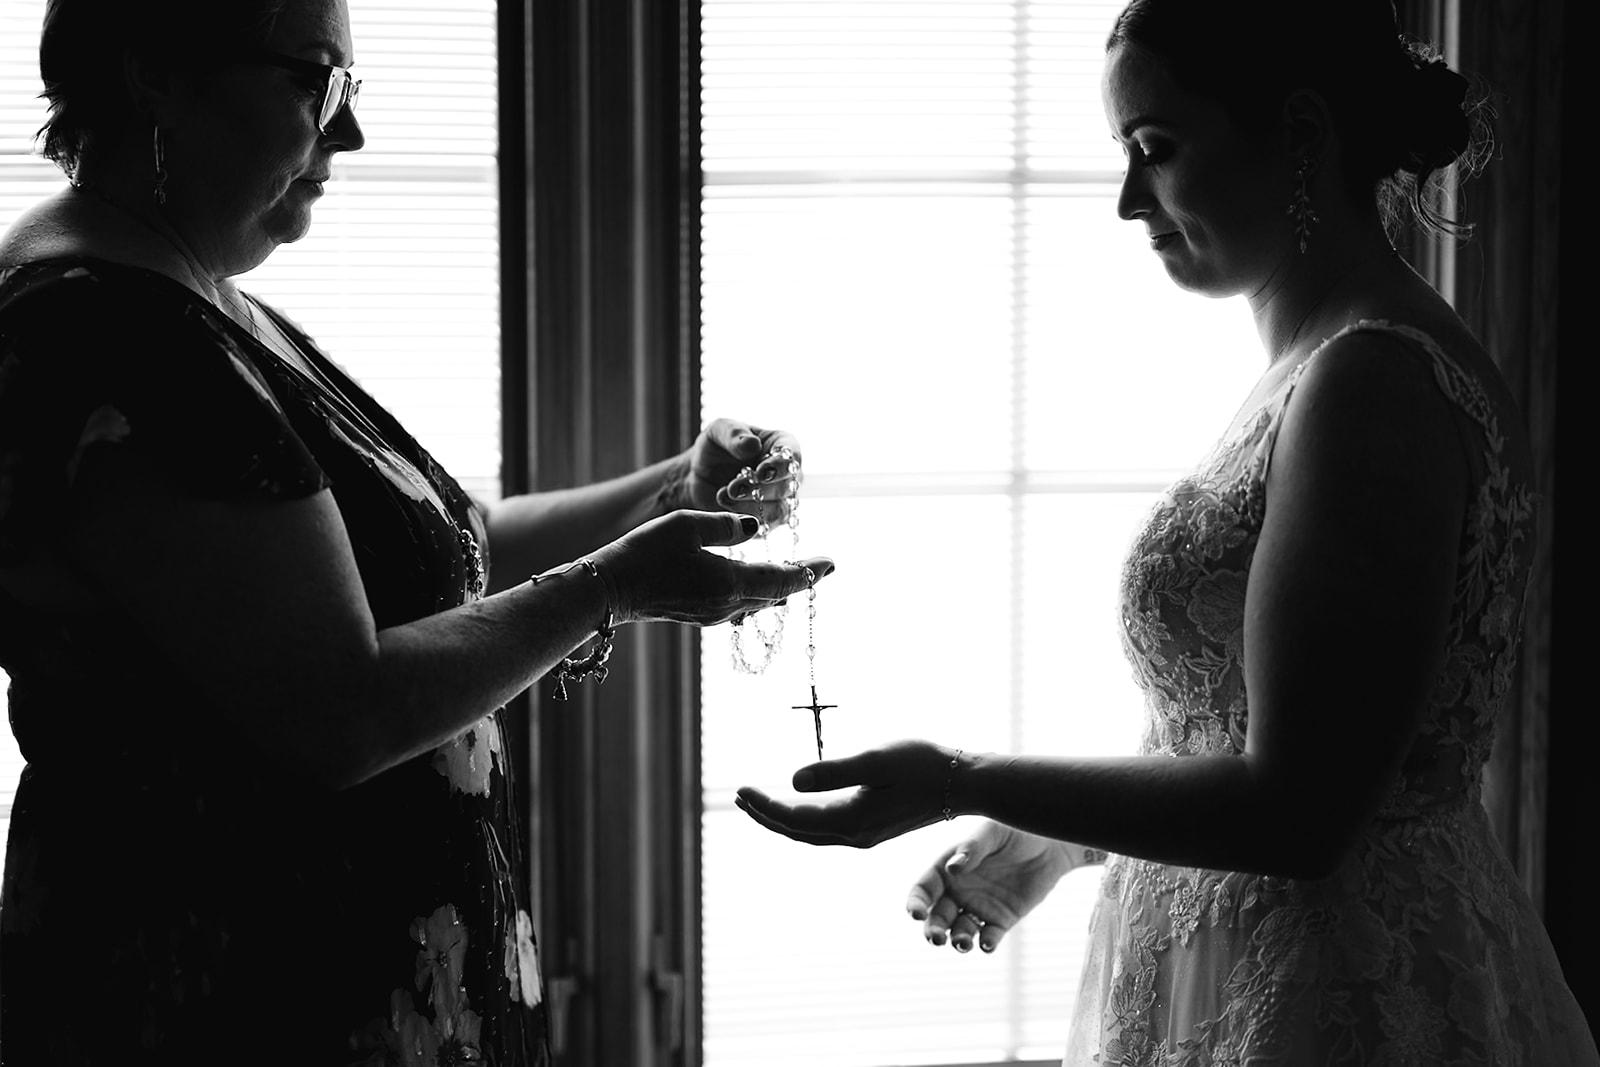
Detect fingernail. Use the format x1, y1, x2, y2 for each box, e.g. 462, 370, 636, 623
980, 942, 994, 953
909, 909, 927, 921
793, 769, 815, 791
955, 939, 971, 953
740, 515, 758, 534
930, 933, 946, 946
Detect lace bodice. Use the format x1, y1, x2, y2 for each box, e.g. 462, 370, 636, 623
1117, 321, 1533, 816
1065, 322, 1596, 1066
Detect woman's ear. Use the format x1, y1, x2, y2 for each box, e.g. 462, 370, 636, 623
1281, 87, 1333, 164
122, 50, 182, 126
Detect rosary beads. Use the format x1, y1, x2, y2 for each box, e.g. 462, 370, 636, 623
729, 446, 801, 674
722, 445, 838, 760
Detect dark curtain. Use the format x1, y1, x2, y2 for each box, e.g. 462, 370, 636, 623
1401, 0, 1593, 1029
505, 1, 704, 1064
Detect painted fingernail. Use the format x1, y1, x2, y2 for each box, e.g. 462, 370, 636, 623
909, 909, 927, 921
740, 515, 758, 533
955, 939, 971, 953
980, 941, 995, 953
930, 933, 946, 946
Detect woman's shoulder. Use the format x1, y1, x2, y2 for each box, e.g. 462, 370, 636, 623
1309, 316, 1528, 456
1271, 313, 1534, 512
1, 192, 209, 312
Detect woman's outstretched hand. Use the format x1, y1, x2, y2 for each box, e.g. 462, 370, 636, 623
907, 821, 1075, 954
678, 418, 802, 529
592, 509, 832, 626
735, 740, 961, 848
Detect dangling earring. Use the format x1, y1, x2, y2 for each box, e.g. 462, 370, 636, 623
152, 126, 168, 206
1288, 157, 1317, 254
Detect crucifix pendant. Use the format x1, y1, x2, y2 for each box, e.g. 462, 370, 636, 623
792, 684, 837, 761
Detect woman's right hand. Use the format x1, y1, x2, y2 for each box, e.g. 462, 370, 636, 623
907, 820, 1078, 954
591, 509, 832, 626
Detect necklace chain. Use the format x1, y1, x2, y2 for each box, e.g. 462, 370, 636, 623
1272, 246, 1400, 363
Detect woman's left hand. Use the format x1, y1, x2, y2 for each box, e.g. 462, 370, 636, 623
675, 418, 802, 529
735, 740, 963, 848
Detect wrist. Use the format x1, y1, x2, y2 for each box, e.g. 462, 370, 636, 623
941, 747, 983, 821
533, 557, 617, 630
654, 452, 692, 518
1068, 843, 1110, 869
531, 558, 620, 701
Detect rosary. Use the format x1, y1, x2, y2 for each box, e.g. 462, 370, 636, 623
729, 446, 836, 760
790, 565, 833, 761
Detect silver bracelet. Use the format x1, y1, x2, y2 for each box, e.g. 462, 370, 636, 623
940, 749, 964, 821
533, 558, 616, 701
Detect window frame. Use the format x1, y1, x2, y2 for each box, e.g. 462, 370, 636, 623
512, 0, 1576, 1064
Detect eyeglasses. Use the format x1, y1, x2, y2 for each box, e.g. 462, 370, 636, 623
239, 48, 361, 134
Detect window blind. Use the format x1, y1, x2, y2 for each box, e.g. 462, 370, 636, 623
0, 0, 499, 871
697, 3, 1261, 1065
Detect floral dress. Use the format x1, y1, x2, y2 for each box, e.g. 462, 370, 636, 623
1065, 322, 1598, 1066
0, 258, 550, 1066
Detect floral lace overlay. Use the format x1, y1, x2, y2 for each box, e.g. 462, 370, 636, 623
1065, 323, 1596, 1066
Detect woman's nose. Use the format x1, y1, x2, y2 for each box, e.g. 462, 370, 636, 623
327, 107, 366, 153
1116, 164, 1151, 221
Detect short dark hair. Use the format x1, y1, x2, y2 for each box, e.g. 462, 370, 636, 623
37, 0, 293, 179
1107, 0, 1491, 239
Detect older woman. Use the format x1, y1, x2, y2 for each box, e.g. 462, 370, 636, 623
0, 0, 828, 1063
736, 1, 1597, 1064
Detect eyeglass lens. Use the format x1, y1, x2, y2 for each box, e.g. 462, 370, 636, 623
320, 71, 360, 131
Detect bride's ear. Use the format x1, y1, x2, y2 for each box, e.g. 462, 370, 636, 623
1281, 88, 1334, 164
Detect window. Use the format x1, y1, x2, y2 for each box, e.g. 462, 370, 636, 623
0, 0, 498, 872
696, 3, 1261, 1064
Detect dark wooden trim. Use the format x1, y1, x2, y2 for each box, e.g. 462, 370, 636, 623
497, 0, 539, 945
674, 1, 705, 1061
1542, 0, 1595, 1029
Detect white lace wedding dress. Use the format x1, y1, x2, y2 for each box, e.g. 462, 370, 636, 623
1065, 322, 1597, 1066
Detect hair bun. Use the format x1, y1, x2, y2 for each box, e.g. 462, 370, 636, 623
1399, 54, 1472, 173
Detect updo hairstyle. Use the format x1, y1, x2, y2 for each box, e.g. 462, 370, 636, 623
1107, 0, 1491, 239
37, 0, 292, 180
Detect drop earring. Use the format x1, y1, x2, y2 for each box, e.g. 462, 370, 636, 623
1287, 158, 1318, 254
152, 126, 168, 206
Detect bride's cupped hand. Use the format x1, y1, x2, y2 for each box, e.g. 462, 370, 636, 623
908, 820, 1075, 954
735, 740, 959, 848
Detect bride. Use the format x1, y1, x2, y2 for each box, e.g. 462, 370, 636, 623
735, 0, 1598, 1062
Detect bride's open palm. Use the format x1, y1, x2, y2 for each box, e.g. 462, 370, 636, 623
908, 820, 1076, 954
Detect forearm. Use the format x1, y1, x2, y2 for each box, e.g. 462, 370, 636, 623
957, 752, 1336, 879
484, 455, 685, 591
332, 563, 613, 787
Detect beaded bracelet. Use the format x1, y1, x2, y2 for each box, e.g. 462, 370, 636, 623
940, 749, 964, 821
533, 558, 616, 701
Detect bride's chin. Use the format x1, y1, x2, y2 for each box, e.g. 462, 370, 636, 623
1160, 262, 1240, 300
